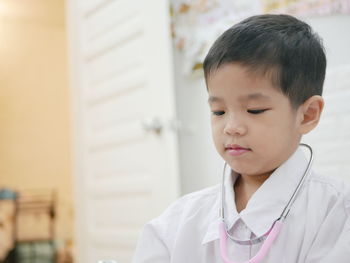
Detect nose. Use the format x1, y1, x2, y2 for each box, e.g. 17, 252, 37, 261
223, 115, 247, 136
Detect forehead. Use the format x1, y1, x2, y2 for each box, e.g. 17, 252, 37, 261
206, 63, 282, 103
208, 92, 272, 104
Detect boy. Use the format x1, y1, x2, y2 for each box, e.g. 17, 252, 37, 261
132, 14, 350, 263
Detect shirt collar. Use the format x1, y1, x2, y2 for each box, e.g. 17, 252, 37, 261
201, 147, 310, 244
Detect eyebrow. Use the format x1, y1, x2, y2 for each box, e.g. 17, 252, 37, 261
207, 93, 271, 104
207, 96, 223, 104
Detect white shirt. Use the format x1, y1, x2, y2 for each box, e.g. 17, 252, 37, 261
132, 148, 350, 263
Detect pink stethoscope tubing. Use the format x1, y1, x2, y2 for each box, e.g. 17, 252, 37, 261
219, 220, 283, 263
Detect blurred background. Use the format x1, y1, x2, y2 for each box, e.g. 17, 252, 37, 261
0, 0, 349, 263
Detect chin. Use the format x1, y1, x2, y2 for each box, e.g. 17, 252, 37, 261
228, 160, 268, 175
227, 163, 252, 175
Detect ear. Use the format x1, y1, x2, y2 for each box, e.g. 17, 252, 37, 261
298, 95, 324, 135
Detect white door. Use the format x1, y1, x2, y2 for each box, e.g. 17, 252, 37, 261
66, 1, 180, 263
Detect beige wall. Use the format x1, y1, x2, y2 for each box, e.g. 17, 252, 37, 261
0, 0, 73, 243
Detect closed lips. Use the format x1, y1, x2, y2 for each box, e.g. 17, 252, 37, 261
225, 144, 250, 150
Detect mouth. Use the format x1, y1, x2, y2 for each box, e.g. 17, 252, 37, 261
225, 144, 251, 156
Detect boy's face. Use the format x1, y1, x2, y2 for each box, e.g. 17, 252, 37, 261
207, 63, 302, 178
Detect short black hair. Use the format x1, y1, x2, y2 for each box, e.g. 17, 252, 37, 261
203, 14, 327, 109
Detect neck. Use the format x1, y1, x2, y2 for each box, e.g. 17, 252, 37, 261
239, 171, 272, 188
234, 170, 274, 213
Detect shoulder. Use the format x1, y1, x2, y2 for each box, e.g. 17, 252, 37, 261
306, 172, 350, 216
134, 185, 220, 260
143, 184, 219, 239
308, 172, 350, 197
153, 184, 219, 224
303, 174, 350, 261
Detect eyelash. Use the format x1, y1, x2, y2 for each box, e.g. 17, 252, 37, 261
247, 109, 268, 114
212, 111, 225, 116
212, 109, 268, 116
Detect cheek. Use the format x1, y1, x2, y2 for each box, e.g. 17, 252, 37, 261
254, 122, 298, 152
210, 120, 223, 147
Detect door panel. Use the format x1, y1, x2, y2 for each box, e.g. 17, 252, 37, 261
66, 1, 180, 262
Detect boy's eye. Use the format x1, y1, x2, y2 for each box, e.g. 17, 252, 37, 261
212, 111, 225, 116
247, 109, 267, 114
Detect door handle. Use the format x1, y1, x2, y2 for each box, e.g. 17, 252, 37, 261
141, 117, 163, 135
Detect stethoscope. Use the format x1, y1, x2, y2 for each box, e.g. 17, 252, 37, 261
219, 143, 314, 263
